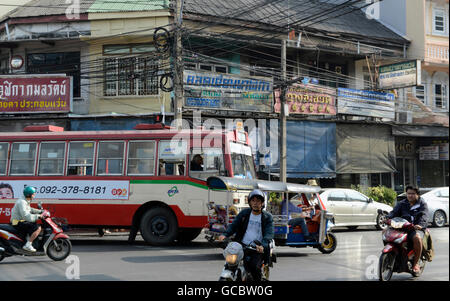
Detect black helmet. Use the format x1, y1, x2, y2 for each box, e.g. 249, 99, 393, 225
248, 189, 266, 208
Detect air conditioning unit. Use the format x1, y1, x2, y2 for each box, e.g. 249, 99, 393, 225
397, 112, 412, 124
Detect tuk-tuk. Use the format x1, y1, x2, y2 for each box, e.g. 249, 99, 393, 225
204, 176, 337, 254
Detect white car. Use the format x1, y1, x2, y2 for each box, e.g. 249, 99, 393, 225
319, 188, 393, 230
421, 187, 449, 228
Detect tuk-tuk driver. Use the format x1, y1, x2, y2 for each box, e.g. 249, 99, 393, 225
281, 198, 314, 242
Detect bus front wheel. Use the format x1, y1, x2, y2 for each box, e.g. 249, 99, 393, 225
140, 207, 178, 246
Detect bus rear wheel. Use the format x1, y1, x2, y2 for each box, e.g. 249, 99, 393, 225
140, 207, 178, 246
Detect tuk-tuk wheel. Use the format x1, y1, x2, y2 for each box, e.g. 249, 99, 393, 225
318, 233, 337, 254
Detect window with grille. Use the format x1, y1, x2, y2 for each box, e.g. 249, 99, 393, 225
103, 57, 159, 97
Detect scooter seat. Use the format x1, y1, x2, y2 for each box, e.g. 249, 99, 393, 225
0, 224, 26, 238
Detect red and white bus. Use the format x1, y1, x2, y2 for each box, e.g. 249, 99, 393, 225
0, 123, 256, 245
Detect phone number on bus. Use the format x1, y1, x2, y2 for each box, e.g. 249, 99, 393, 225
2, 180, 130, 200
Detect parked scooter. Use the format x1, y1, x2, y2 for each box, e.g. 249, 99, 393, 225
378, 212, 427, 281
0, 203, 71, 262
219, 239, 276, 281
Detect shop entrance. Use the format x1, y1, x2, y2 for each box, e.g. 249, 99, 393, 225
394, 158, 416, 193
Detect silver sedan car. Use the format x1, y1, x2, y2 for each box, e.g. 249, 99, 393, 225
319, 188, 393, 230
421, 187, 449, 228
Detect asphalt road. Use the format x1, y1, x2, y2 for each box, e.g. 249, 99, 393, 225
0, 227, 448, 281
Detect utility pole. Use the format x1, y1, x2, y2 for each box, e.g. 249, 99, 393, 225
279, 39, 287, 183
173, 0, 184, 129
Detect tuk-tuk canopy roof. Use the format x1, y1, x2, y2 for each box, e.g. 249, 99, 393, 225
206, 176, 321, 194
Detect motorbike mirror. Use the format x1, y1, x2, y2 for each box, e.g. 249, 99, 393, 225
37, 202, 43, 209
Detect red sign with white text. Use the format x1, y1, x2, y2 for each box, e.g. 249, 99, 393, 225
274, 84, 336, 115
0, 75, 72, 113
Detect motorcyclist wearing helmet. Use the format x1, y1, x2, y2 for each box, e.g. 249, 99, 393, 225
387, 185, 429, 274
10, 186, 45, 252
218, 189, 274, 281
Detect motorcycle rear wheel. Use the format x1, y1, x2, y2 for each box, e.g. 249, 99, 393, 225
379, 252, 395, 281
47, 238, 72, 261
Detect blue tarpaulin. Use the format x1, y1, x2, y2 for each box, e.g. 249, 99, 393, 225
264, 121, 336, 179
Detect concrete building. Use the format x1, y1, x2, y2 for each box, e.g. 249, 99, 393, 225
378, 0, 449, 189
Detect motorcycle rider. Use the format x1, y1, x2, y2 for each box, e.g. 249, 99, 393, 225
10, 186, 45, 252
218, 189, 274, 281
387, 185, 429, 274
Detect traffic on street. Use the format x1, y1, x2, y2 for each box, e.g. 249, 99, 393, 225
0, 0, 449, 289
0, 226, 448, 281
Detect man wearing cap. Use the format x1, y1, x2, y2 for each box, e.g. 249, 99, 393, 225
10, 186, 44, 252
218, 189, 274, 281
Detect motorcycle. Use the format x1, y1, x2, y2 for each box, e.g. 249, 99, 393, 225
378, 213, 427, 281
219, 239, 276, 281
0, 203, 71, 262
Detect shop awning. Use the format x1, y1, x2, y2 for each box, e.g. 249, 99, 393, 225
337, 123, 396, 174
392, 125, 449, 137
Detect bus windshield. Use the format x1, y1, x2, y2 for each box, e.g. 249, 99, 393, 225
229, 142, 256, 179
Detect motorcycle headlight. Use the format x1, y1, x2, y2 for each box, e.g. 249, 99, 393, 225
225, 254, 238, 265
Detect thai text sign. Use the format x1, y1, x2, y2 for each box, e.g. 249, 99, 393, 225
0, 75, 72, 114
378, 60, 421, 89
419, 146, 440, 160
184, 70, 273, 112
337, 88, 395, 119
274, 84, 336, 115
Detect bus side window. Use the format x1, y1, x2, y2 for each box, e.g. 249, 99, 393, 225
97, 141, 124, 175
38, 142, 65, 175
0, 143, 8, 175
68, 142, 95, 176
159, 160, 185, 176
10, 142, 37, 175
158, 140, 186, 176
127, 141, 155, 175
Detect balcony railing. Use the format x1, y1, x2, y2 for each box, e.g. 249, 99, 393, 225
425, 43, 449, 64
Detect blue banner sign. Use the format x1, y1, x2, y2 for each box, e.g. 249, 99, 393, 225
184, 70, 273, 112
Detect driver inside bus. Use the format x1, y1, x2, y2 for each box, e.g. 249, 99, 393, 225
190, 154, 204, 171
